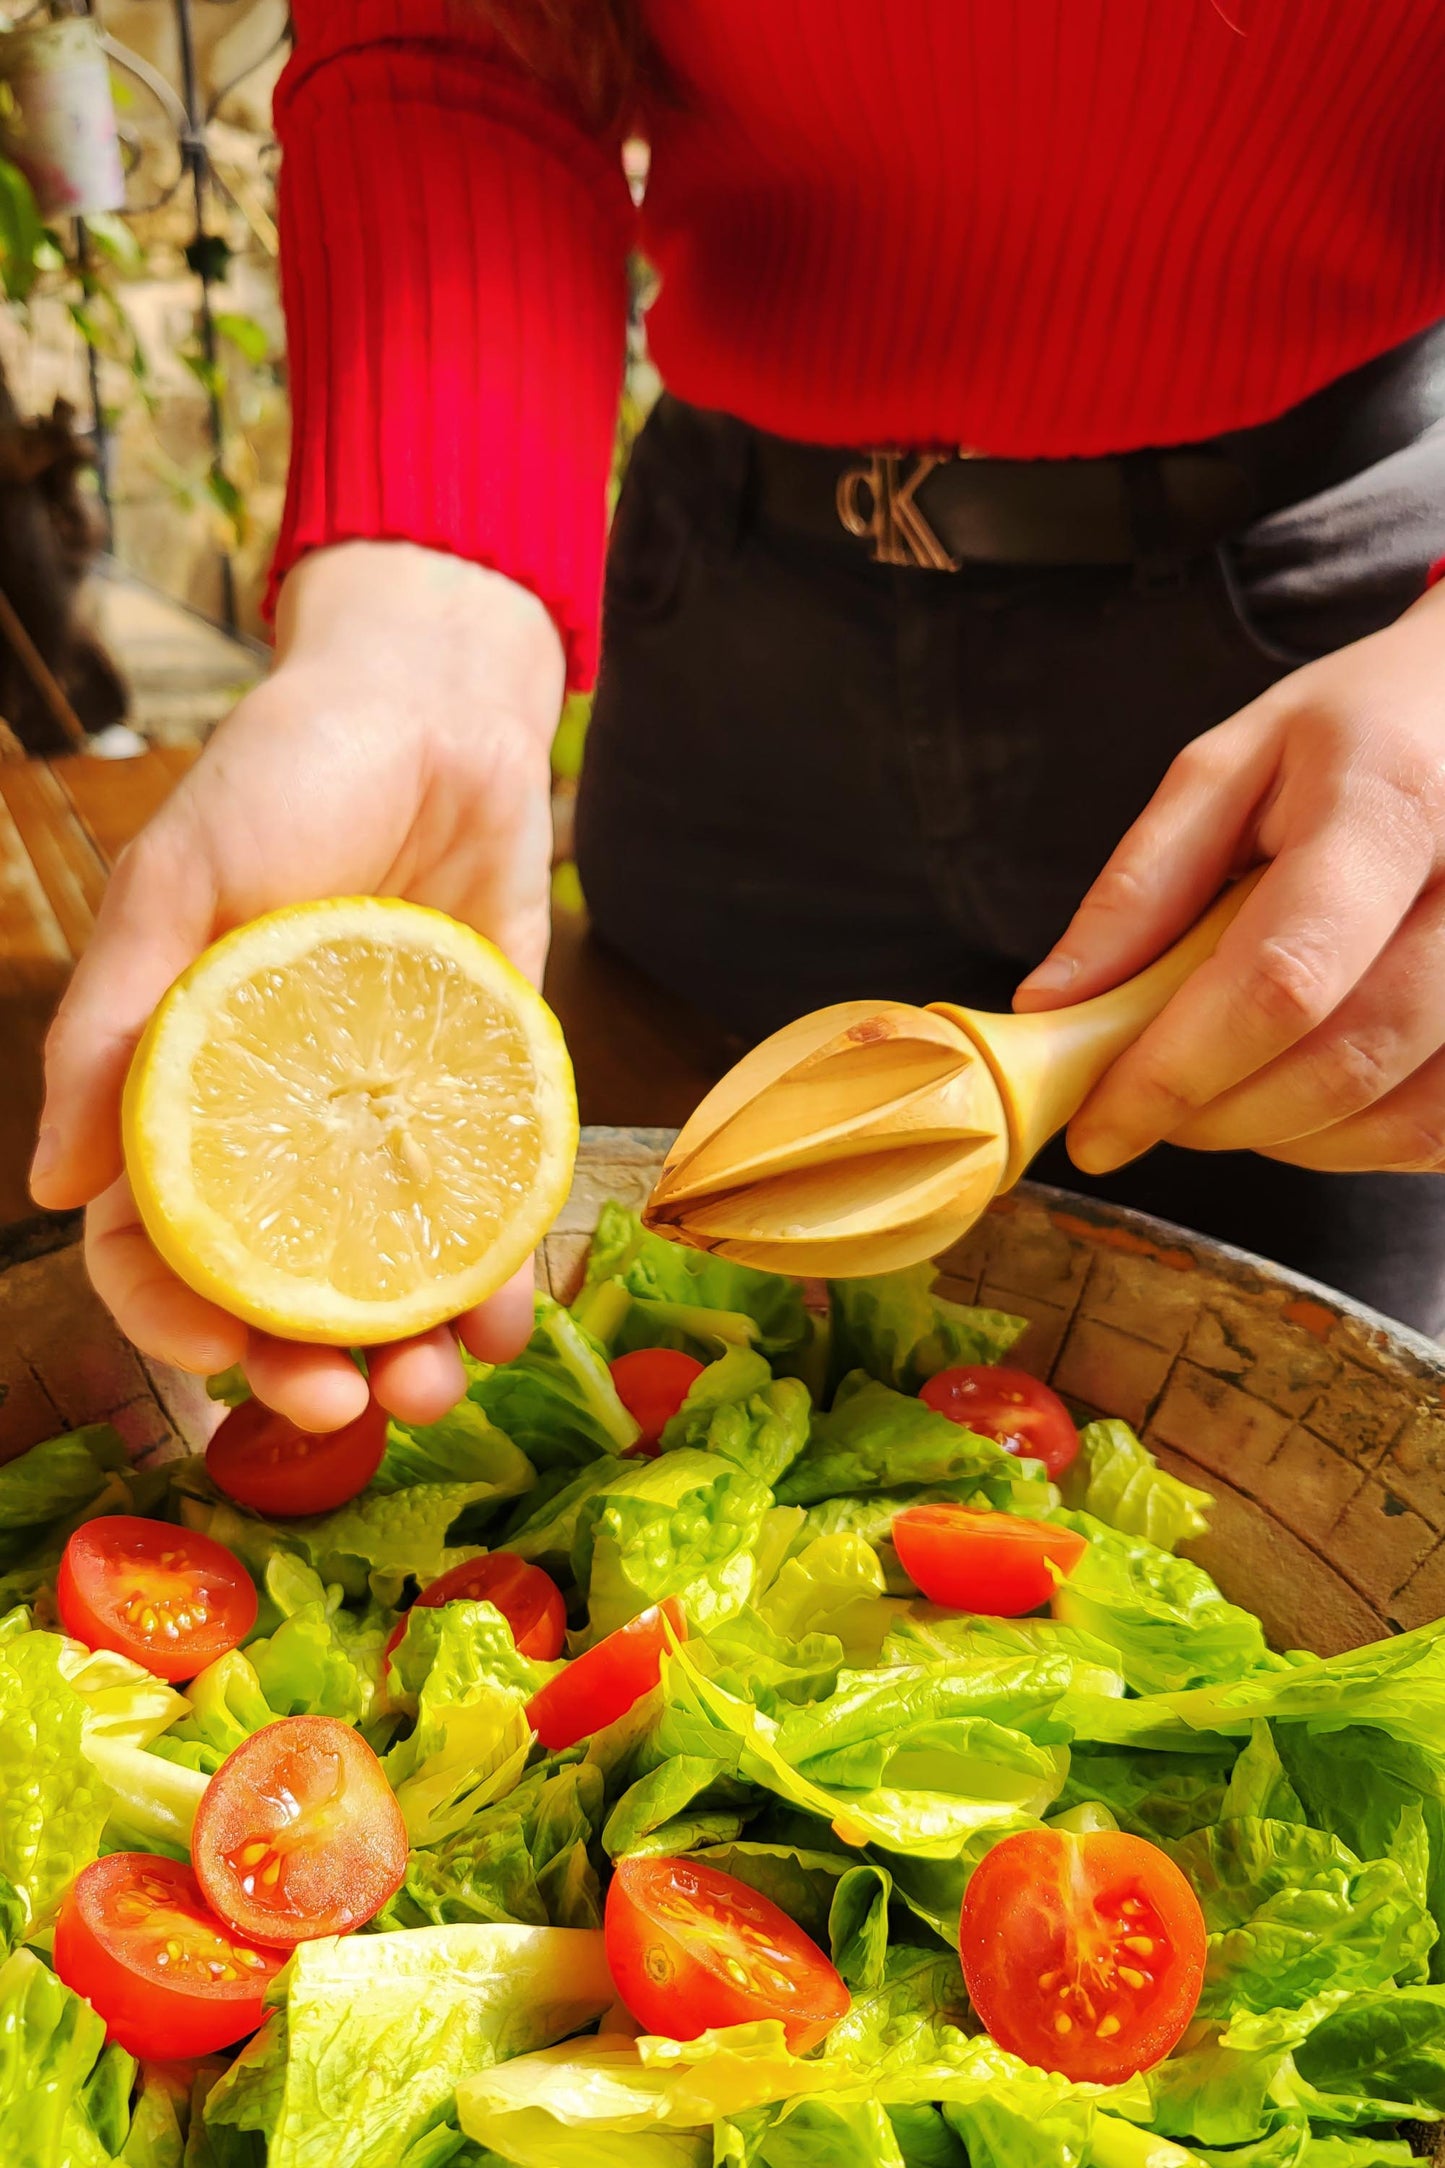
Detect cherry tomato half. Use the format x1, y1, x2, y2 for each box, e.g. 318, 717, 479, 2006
920, 1366, 1079, 1478
960, 1827, 1206, 2082
206, 1397, 388, 1518
606, 1855, 850, 2050
192, 1715, 408, 1947
54, 1853, 282, 2060
610, 1349, 706, 1457
58, 1516, 258, 1683
384, 1551, 566, 1663
892, 1504, 1087, 1616
525, 1599, 686, 1751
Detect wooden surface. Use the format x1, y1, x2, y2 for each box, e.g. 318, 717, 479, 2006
5, 1129, 1445, 1661
0, 746, 728, 1225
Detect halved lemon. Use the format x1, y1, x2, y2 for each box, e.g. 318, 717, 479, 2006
122, 897, 578, 1345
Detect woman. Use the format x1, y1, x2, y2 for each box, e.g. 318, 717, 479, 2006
31, 0, 1445, 1428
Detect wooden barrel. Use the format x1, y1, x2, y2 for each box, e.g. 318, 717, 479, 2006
4, 1126, 1443, 1658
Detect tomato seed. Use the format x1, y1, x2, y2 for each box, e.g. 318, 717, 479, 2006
1054, 2014, 1072, 2035
1124, 1936, 1155, 1956
1118, 1967, 1146, 1990
1097, 2015, 1121, 2038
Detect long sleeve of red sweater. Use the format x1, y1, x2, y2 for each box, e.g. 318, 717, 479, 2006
270, 2, 633, 687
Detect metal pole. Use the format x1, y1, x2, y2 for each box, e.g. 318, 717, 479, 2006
73, 216, 113, 549
172, 0, 236, 631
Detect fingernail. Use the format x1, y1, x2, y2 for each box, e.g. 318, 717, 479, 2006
1017, 954, 1079, 999
1070, 1129, 1132, 1176
28, 1125, 59, 1194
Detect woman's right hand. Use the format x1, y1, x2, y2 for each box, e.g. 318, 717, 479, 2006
30, 540, 567, 1431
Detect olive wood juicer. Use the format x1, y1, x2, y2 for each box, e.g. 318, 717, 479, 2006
642, 877, 1258, 1277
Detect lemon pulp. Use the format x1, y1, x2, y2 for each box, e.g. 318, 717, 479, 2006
123, 899, 577, 1344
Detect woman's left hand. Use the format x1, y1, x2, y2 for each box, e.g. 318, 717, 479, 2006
1013, 577, 1445, 1175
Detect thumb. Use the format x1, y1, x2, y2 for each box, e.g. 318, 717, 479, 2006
1012, 708, 1279, 1014
32, 799, 218, 1211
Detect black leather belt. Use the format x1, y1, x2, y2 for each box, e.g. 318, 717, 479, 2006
742, 318, 1445, 570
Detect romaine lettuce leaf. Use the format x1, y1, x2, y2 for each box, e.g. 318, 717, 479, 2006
1051, 1513, 1275, 1696
1079, 1617, 1445, 1756
175, 1468, 501, 1609
508, 1448, 773, 1640
0, 1946, 145, 2167
379, 1763, 605, 1931
470, 1298, 641, 1468
752, 1533, 891, 1656
0, 1622, 116, 1922
0, 1426, 129, 1558
775, 1377, 1041, 1511
582, 1202, 808, 1358
203, 1925, 615, 2168
1168, 1816, 1435, 2013
458, 2019, 1162, 2168
658, 1353, 810, 1489
382, 1601, 543, 1845
1054, 1742, 1236, 1845
1275, 1723, 1445, 1982
603, 1754, 758, 1860
825, 1266, 1024, 1395
657, 1641, 1067, 1857
1146, 1984, 1445, 2142
1062, 1422, 1212, 1554
371, 1399, 535, 1507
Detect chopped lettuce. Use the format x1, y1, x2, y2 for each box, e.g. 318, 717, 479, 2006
382, 1601, 544, 1845
0, 1619, 122, 1923
372, 1399, 536, 1506
776, 1376, 1042, 1510
470, 1297, 641, 1467
656, 1639, 1068, 1857
0, 1426, 130, 1560
1062, 1422, 1212, 1554
658, 1352, 811, 1489
582, 1201, 808, 1358
203, 1926, 615, 2168
379, 1763, 605, 1931
825, 1266, 1025, 1394
8, 1204, 1445, 2168
1168, 1815, 1435, 2013
508, 1447, 772, 1639
1052, 1512, 1275, 1696
174, 1466, 498, 1610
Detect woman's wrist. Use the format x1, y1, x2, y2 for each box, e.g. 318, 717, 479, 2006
272, 541, 567, 745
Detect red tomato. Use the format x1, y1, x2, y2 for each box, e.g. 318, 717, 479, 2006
606, 1855, 850, 2050
206, 1397, 388, 1518
610, 1349, 706, 1457
57, 1517, 258, 1683
384, 1551, 566, 1663
960, 1828, 1206, 2082
54, 1853, 282, 2060
920, 1366, 1079, 1478
525, 1600, 686, 1751
192, 1715, 408, 1947
892, 1504, 1087, 1616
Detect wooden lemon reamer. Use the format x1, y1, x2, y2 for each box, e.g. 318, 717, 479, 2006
642, 874, 1261, 1278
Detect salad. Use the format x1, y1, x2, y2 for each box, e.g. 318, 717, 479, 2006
2, 1200, 1445, 2168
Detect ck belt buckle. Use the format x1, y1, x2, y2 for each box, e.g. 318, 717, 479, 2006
835, 448, 980, 569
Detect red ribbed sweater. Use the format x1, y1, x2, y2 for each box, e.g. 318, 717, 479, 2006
273, 1, 1445, 686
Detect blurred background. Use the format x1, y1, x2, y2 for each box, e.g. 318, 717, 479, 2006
0, 3, 717, 1233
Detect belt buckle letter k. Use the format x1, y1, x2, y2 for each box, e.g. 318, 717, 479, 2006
836, 451, 960, 570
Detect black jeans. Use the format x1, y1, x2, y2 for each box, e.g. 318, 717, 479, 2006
577, 396, 1445, 1334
